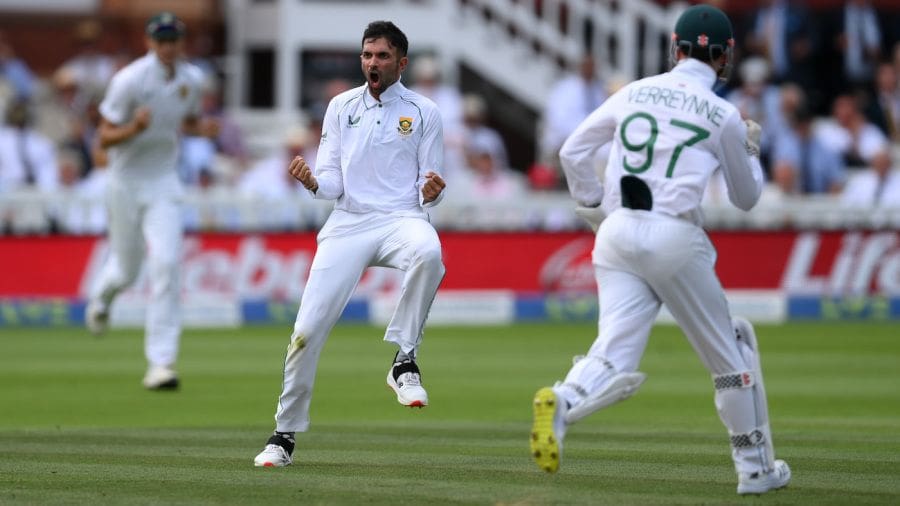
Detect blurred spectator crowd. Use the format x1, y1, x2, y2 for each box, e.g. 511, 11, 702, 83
1, 1, 899, 236
714, 0, 900, 209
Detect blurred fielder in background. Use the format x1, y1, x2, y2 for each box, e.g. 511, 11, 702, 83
254, 20, 446, 468
530, 4, 791, 496
85, 12, 219, 390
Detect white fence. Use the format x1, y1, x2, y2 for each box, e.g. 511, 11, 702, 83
3, 186, 899, 235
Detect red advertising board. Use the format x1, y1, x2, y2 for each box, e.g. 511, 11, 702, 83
2, 230, 898, 297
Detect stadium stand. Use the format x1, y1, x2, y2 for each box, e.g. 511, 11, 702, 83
0, 0, 898, 234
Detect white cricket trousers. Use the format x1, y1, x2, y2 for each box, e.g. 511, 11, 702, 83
275, 217, 445, 432
588, 209, 738, 374
90, 180, 183, 368
563, 208, 774, 474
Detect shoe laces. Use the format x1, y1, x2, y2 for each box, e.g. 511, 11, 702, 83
398, 371, 421, 387
266, 444, 288, 457
262, 444, 291, 465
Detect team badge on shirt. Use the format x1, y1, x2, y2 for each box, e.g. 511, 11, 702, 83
179, 84, 189, 99
398, 116, 413, 136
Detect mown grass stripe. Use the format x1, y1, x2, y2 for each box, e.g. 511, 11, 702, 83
1, 323, 898, 505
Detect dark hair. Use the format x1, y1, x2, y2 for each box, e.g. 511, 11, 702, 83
361, 20, 408, 57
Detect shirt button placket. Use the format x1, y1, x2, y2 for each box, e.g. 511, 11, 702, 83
374, 104, 384, 141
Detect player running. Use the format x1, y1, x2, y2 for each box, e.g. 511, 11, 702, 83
85, 12, 218, 390
529, 4, 791, 495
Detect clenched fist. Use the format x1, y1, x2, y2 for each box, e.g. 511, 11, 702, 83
422, 171, 445, 203
289, 156, 317, 192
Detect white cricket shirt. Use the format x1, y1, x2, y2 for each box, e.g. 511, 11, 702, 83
560, 58, 763, 225
313, 81, 444, 238
99, 51, 203, 197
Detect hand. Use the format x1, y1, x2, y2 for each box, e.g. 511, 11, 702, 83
288, 156, 317, 192
744, 119, 761, 158
133, 107, 151, 132
574, 204, 606, 233
199, 117, 220, 139
422, 171, 445, 203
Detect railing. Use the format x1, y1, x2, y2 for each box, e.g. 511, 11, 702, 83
225, 0, 686, 119
3, 187, 899, 236
459, 0, 685, 79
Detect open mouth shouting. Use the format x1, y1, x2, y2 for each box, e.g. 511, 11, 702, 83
367, 69, 382, 89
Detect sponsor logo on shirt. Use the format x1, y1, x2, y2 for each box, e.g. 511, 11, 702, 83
398, 116, 413, 136
347, 115, 361, 127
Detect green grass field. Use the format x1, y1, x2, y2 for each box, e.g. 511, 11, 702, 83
1, 322, 898, 505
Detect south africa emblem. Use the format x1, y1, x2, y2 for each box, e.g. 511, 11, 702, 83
398, 116, 413, 136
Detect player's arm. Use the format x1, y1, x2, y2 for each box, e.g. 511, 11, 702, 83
97, 70, 150, 149
97, 109, 150, 149
418, 107, 445, 207
558, 93, 620, 207
718, 112, 764, 211
90, 135, 108, 168
308, 97, 344, 200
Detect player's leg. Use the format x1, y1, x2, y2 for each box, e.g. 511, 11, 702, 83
140, 197, 183, 390
558, 213, 660, 420
557, 267, 657, 423
729, 316, 789, 494
531, 212, 659, 473
86, 182, 145, 335
373, 218, 444, 407
256, 233, 375, 467
276, 233, 375, 431
531, 267, 658, 473
650, 230, 789, 494
375, 218, 444, 356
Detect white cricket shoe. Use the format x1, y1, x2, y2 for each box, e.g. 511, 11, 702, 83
254, 444, 293, 467
85, 300, 109, 336
530, 386, 567, 473
142, 365, 179, 390
737, 459, 791, 495
386, 359, 428, 407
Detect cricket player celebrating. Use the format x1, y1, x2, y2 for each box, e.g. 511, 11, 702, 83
529, 5, 791, 495
85, 12, 218, 390
254, 20, 446, 467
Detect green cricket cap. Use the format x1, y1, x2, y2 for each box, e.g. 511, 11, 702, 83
672, 4, 734, 52
146, 11, 185, 41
